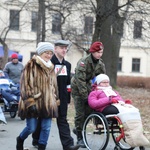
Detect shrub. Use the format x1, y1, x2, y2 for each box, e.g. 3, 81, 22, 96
117, 76, 150, 89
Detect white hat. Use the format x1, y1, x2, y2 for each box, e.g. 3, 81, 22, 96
95, 74, 110, 84
36, 42, 54, 55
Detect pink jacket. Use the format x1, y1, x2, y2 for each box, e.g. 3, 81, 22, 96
88, 88, 124, 112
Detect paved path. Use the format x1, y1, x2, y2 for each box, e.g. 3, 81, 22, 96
0, 113, 150, 150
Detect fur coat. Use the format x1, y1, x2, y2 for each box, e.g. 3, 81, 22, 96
18, 55, 59, 118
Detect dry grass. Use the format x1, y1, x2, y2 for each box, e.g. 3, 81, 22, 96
67, 87, 150, 141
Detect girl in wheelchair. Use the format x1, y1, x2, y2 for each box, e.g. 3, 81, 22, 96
88, 74, 149, 148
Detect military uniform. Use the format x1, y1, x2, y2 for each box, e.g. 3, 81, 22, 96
71, 53, 106, 141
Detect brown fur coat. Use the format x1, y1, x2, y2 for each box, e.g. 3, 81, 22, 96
18, 55, 59, 118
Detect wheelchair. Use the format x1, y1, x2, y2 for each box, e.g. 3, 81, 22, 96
0, 93, 18, 118
82, 112, 145, 150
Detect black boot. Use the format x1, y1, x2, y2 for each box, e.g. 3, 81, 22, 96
38, 143, 46, 150
76, 131, 86, 148
16, 136, 24, 150
73, 128, 77, 135
32, 139, 38, 148
64, 144, 80, 150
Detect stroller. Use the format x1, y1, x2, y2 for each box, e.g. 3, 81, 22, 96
0, 70, 20, 118
0, 91, 18, 118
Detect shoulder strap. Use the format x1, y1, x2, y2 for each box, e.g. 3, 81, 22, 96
56, 65, 64, 76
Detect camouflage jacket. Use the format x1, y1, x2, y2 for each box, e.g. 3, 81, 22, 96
71, 54, 106, 100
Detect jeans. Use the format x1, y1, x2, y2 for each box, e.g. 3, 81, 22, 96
20, 117, 51, 145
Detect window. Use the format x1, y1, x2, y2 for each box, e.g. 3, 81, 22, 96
84, 16, 93, 34
132, 58, 140, 72
9, 10, 19, 30
118, 57, 122, 71
133, 20, 142, 39
31, 11, 38, 32
52, 13, 61, 34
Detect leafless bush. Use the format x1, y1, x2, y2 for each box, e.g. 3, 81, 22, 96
117, 76, 150, 89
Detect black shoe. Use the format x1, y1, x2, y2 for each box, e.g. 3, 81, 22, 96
32, 139, 38, 148
38, 144, 46, 150
77, 139, 86, 148
64, 144, 80, 150
16, 136, 24, 150
72, 128, 77, 135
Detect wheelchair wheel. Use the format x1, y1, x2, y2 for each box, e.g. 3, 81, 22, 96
82, 112, 109, 150
10, 111, 17, 118
111, 121, 134, 150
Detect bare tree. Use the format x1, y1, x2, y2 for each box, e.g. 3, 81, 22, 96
1, 0, 150, 86
36, 0, 46, 44
40, 0, 150, 87
91, 0, 150, 86
92, 0, 125, 86
0, 0, 30, 69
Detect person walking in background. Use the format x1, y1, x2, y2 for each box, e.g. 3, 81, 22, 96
32, 40, 80, 150
16, 42, 60, 150
71, 41, 106, 148
3, 53, 24, 85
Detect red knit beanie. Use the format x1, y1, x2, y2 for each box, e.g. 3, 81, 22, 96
89, 41, 104, 53
11, 53, 18, 59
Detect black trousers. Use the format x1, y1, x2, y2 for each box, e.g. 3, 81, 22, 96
102, 105, 119, 115
32, 115, 74, 148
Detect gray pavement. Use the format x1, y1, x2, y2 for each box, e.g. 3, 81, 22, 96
0, 112, 150, 150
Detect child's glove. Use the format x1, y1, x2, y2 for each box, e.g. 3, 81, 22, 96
111, 99, 118, 103
125, 99, 132, 104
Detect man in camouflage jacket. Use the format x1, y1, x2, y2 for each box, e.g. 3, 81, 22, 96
71, 41, 106, 148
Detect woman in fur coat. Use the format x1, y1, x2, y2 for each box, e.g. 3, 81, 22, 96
16, 42, 60, 150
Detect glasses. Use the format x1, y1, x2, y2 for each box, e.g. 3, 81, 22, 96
100, 81, 109, 84
44, 52, 53, 55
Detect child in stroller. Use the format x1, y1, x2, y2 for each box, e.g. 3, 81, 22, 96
88, 74, 150, 148
0, 70, 20, 117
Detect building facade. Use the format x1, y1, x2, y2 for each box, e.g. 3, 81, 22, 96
0, 0, 150, 77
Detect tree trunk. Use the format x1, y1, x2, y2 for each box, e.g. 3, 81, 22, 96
36, 0, 46, 44
93, 0, 124, 87
0, 38, 8, 69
